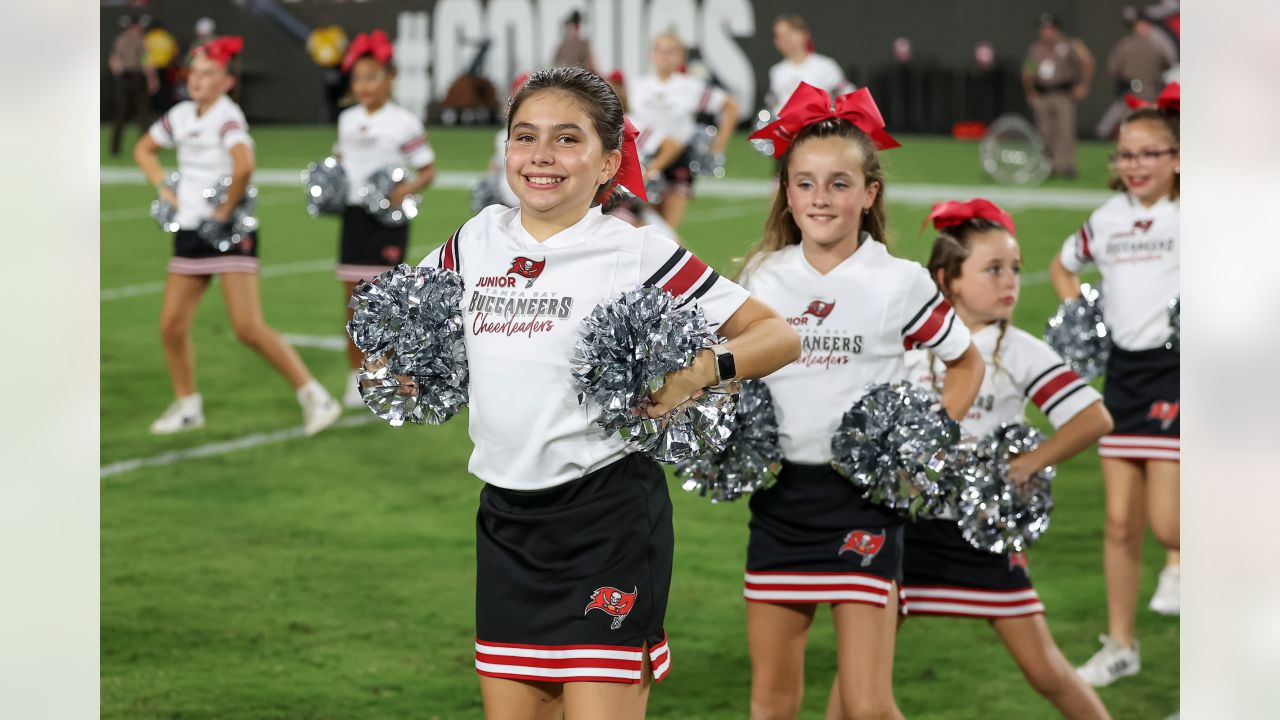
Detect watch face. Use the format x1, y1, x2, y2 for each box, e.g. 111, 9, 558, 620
717, 351, 736, 383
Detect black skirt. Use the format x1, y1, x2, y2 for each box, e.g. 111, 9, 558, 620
900, 518, 1043, 619
1098, 345, 1180, 462
336, 206, 409, 282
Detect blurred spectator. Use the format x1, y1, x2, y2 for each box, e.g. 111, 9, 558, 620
308, 21, 349, 122
142, 17, 181, 113
1094, 7, 1177, 138
552, 11, 596, 72
108, 15, 157, 157
1022, 13, 1094, 179
767, 15, 854, 115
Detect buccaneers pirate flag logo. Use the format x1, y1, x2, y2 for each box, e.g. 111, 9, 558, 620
838, 529, 885, 567
507, 256, 546, 287
585, 586, 637, 630
803, 299, 836, 326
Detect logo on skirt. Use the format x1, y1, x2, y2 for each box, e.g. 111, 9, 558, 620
1008, 551, 1029, 574
838, 529, 885, 567
585, 586, 637, 630
1147, 400, 1179, 430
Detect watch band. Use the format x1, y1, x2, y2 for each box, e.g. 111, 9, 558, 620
710, 344, 736, 387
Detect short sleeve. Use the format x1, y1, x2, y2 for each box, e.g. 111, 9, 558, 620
398, 114, 436, 169
823, 58, 855, 95
148, 110, 175, 149
697, 83, 729, 115
218, 108, 252, 151
641, 230, 749, 330
419, 223, 464, 272
1058, 217, 1096, 273
900, 266, 970, 362
1012, 333, 1101, 428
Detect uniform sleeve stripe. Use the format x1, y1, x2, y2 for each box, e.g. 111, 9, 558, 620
921, 314, 956, 350
1023, 364, 1066, 396
1077, 223, 1093, 262
675, 270, 720, 309
643, 248, 688, 287
1030, 369, 1083, 408
903, 295, 953, 347
902, 291, 942, 335
1041, 383, 1090, 416
441, 226, 462, 271
662, 254, 711, 298
160, 113, 172, 134
400, 135, 427, 153
697, 86, 713, 112
219, 121, 243, 137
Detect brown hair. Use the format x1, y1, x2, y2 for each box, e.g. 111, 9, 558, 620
507, 66, 625, 207
774, 14, 810, 33
737, 119, 888, 277
1108, 106, 1180, 199
925, 217, 1012, 385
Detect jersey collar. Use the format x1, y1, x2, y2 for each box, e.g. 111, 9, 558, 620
513, 205, 606, 250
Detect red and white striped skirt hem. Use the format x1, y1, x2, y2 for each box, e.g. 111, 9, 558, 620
1098, 434, 1180, 462
168, 256, 260, 276
336, 263, 396, 282
743, 571, 893, 608
474, 635, 671, 684
900, 585, 1044, 618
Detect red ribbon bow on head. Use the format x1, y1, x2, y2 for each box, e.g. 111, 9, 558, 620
196, 36, 244, 67
1124, 81, 1179, 112
609, 116, 648, 202
925, 198, 1016, 235
341, 30, 394, 73
748, 83, 901, 159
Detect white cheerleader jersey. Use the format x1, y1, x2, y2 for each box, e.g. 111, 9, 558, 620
627, 73, 729, 152
768, 54, 854, 114
147, 96, 253, 230
741, 240, 971, 464
337, 102, 436, 205
903, 323, 1101, 439
1058, 194, 1179, 351
420, 205, 750, 490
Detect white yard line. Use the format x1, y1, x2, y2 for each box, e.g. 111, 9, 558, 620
281, 333, 349, 351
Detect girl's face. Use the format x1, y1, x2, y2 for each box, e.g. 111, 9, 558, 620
784, 136, 878, 250
651, 36, 685, 76
186, 55, 233, 104
773, 21, 808, 58
350, 56, 393, 109
945, 230, 1022, 325
506, 90, 620, 220
1115, 119, 1178, 205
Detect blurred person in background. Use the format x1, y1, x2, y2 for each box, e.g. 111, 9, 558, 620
551, 10, 596, 73
142, 17, 181, 114
308, 19, 349, 123
109, 14, 158, 157
178, 17, 219, 102
1095, 7, 1177, 139
766, 14, 854, 115
1022, 14, 1094, 180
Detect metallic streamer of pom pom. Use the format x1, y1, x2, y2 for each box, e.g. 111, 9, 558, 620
346, 264, 468, 426
358, 166, 420, 227
954, 423, 1055, 555
687, 124, 727, 180
749, 108, 776, 157
301, 156, 349, 217
1166, 295, 1179, 352
1044, 282, 1110, 380
830, 382, 961, 517
675, 379, 782, 502
570, 286, 738, 463
149, 171, 181, 233
196, 177, 259, 252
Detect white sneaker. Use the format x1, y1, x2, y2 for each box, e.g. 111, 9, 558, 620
1149, 565, 1180, 616
149, 394, 205, 434
342, 370, 365, 409
1076, 634, 1140, 687
298, 381, 341, 436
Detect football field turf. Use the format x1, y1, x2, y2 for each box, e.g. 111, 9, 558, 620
101, 126, 1178, 718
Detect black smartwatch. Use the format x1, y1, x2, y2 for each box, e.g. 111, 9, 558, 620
709, 344, 736, 388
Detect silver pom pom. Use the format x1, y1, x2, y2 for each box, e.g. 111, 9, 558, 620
570, 286, 738, 463
196, 177, 259, 252
687, 124, 727, 180
749, 108, 777, 157
470, 176, 511, 213
358, 166, 420, 227
676, 379, 782, 502
955, 423, 1055, 555
301, 156, 349, 217
1166, 295, 1179, 351
346, 265, 468, 426
1045, 282, 1110, 380
149, 171, 181, 233
831, 382, 961, 517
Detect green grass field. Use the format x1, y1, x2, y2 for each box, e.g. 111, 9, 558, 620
101, 125, 1177, 718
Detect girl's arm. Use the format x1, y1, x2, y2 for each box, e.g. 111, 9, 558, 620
133, 133, 176, 207
1008, 400, 1114, 482
939, 343, 985, 421
646, 296, 801, 417
645, 138, 687, 176
1049, 253, 1082, 302
213, 143, 255, 222
710, 96, 740, 156
391, 162, 437, 207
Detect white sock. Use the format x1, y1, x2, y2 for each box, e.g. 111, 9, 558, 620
296, 379, 327, 404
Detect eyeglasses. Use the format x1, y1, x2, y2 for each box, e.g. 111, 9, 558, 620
1109, 148, 1179, 165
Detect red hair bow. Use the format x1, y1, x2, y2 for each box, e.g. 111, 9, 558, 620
341, 30, 394, 73
925, 198, 1016, 235
612, 117, 648, 202
1124, 81, 1179, 112
195, 36, 244, 67
748, 83, 901, 158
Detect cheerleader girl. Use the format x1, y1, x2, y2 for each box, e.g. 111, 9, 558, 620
1050, 93, 1180, 687
896, 199, 1113, 719
335, 30, 438, 408
628, 32, 740, 230
767, 15, 854, 115
417, 67, 800, 717
736, 83, 984, 720
134, 37, 340, 436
